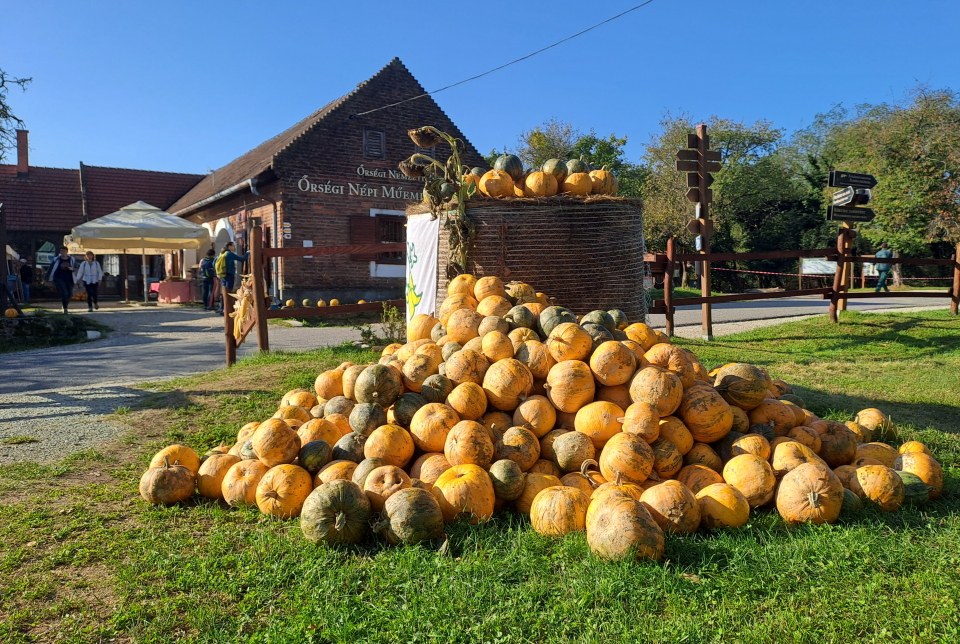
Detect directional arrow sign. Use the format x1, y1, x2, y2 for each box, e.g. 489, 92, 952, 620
675, 160, 699, 172
832, 186, 855, 206
676, 149, 699, 161
827, 205, 876, 222
829, 171, 878, 189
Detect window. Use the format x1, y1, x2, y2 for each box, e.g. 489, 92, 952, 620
376, 214, 405, 265
414, 145, 435, 161
363, 128, 386, 159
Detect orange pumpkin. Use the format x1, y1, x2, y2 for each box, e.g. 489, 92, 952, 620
515, 472, 562, 514
529, 459, 562, 477
414, 453, 452, 484
495, 426, 541, 471
776, 462, 844, 525
444, 420, 495, 469
787, 426, 821, 454
139, 456, 196, 505
196, 453, 241, 499
482, 358, 534, 411
407, 313, 440, 342
893, 452, 943, 500
480, 331, 515, 363
523, 170, 559, 197
722, 454, 776, 507
514, 340, 556, 380
363, 424, 415, 468
433, 464, 496, 523
362, 465, 412, 512
446, 308, 484, 344
678, 386, 733, 443
624, 322, 659, 351
551, 430, 596, 473
438, 293, 479, 327
409, 403, 460, 453
683, 442, 723, 473
538, 428, 570, 463
447, 273, 478, 297
657, 416, 694, 454
476, 295, 513, 318
747, 399, 795, 437
512, 395, 557, 438
898, 441, 931, 456
853, 442, 898, 468
508, 327, 540, 351
478, 169, 514, 198
256, 464, 313, 518
530, 486, 590, 536
480, 411, 514, 441
629, 366, 682, 417
596, 384, 632, 410
575, 401, 624, 449
546, 323, 593, 363
696, 483, 750, 529
445, 349, 490, 385
620, 402, 660, 443
598, 432, 655, 485
561, 172, 593, 195
474, 276, 507, 301
640, 480, 701, 534
854, 408, 894, 440
443, 382, 487, 421
588, 166, 618, 195
676, 463, 724, 494
314, 368, 345, 400
712, 363, 769, 411
730, 434, 772, 461
401, 354, 439, 393
298, 418, 342, 448
729, 406, 750, 434
816, 421, 857, 467
589, 341, 637, 386
252, 419, 300, 467
854, 465, 904, 511
237, 422, 260, 443
544, 360, 596, 413
315, 460, 358, 485
149, 444, 201, 475
649, 437, 683, 479
221, 459, 270, 507
644, 344, 696, 389
586, 488, 664, 561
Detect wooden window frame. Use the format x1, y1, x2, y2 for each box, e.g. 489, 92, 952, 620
375, 213, 405, 265
363, 127, 386, 160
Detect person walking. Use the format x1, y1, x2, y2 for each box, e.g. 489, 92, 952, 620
19, 258, 34, 303
75, 251, 104, 312
46, 246, 77, 314
199, 248, 217, 310
874, 242, 894, 293
215, 241, 249, 315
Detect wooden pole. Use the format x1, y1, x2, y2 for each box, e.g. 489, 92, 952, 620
665, 237, 675, 337
0, 203, 23, 315
696, 125, 714, 341
251, 225, 270, 351
951, 242, 960, 316
838, 223, 852, 311
224, 283, 237, 366
829, 229, 847, 323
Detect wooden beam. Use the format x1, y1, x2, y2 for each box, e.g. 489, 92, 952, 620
250, 225, 269, 352
840, 291, 954, 299
673, 248, 839, 262
654, 287, 832, 307
262, 243, 405, 258
264, 299, 405, 319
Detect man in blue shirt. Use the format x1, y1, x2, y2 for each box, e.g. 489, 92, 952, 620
874, 242, 893, 293
46, 246, 77, 313
216, 241, 249, 314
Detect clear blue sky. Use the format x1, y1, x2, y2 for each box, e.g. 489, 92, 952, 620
4, 0, 958, 174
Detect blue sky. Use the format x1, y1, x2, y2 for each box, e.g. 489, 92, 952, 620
3, 0, 958, 174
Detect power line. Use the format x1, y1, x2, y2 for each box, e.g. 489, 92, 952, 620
349, 0, 657, 119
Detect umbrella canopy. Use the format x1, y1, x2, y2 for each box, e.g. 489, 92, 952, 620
69, 201, 211, 251
5, 245, 18, 261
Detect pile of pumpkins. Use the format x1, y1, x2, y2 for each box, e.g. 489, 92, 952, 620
139, 274, 945, 561
468, 154, 618, 199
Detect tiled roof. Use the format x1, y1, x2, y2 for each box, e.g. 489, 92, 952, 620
0, 164, 202, 232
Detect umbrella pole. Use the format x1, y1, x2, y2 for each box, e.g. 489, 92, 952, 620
142, 241, 148, 304
123, 251, 129, 302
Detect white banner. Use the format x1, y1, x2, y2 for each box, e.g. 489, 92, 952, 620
801, 258, 838, 275
405, 215, 440, 322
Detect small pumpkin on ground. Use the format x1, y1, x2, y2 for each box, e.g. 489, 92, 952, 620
256, 464, 313, 518
722, 454, 776, 507
586, 487, 665, 561
378, 487, 445, 545
776, 462, 844, 525
640, 480, 701, 534
301, 480, 372, 545
678, 385, 733, 443
530, 486, 591, 536
149, 444, 201, 475
696, 483, 751, 529
221, 460, 270, 507
140, 456, 196, 505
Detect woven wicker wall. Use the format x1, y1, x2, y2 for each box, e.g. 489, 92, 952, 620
409, 196, 647, 321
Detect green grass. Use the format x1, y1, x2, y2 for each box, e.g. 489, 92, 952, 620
1, 436, 38, 445
1, 313, 959, 642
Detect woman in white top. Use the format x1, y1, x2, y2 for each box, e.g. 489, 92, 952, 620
75, 251, 104, 312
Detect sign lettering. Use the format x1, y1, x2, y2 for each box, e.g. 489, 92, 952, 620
297, 168, 426, 200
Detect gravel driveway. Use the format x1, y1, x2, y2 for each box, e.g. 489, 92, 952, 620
1, 296, 950, 465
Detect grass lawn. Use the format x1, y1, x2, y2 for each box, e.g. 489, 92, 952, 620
2, 311, 960, 642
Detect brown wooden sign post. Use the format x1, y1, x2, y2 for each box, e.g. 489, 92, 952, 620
676, 125, 721, 339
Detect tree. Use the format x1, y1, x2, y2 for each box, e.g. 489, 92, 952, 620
0, 68, 31, 163
515, 118, 580, 168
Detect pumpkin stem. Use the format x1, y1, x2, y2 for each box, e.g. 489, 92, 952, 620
264, 490, 280, 500
335, 511, 347, 532
615, 472, 623, 487
579, 459, 601, 487
162, 455, 171, 469
807, 490, 821, 509
646, 470, 662, 482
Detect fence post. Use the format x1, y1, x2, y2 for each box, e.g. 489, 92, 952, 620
951, 241, 960, 316
250, 225, 270, 352
838, 223, 852, 312
665, 237, 675, 337
829, 229, 848, 323
224, 284, 237, 366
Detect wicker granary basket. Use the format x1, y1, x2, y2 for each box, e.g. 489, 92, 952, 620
407, 195, 647, 321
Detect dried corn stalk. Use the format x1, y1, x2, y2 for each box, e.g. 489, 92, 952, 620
229, 274, 256, 345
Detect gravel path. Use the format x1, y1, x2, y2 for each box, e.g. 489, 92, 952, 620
2, 296, 950, 464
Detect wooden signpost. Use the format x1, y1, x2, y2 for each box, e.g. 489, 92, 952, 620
676, 125, 721, 340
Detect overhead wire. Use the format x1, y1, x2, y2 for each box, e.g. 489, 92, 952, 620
349, 0, 657, 119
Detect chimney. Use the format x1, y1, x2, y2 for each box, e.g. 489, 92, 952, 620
16, 130, 29, 178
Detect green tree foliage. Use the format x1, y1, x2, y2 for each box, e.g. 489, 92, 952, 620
515, 118, 580, 168
0, 68, 31, 163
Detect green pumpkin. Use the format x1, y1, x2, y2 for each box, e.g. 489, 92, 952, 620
431, 323, 446, 342
489, 459, 526, 501
538, 306, 578, 338
607, 309, 629, 331
779, 394, 806, 409
240, 439, 257, 461
324, 396, 355, 418
379, 487, 445, 545
840, 488, 863, 518
898, 471, 931, 505
393, 392, 427, 427
582, 322, 614, 351
332, 432, 366, 463
565, 157, 589, 175
301, 480, 371, 545
441, 342, 462, 361
504, 305, 536, 330
420, 375, 455, 405
710, 431, 746, 463
471, 167, 486, 178
494, 154, 524, 181
542, 158, 568, 185
354, 364, 403, 408
581, 310, 617, 333
352, 457, 386, 488
298, 440, 333, 475
349, 403, 387, 437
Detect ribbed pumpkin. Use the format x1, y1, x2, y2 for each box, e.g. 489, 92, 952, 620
355, 365, 403, 408
442, 382, 486, 421
252, 419, 300, 467
649, 437, 683, 479
854, 465, 905, 511
139, 456, 196, 505
409, 403, 460, 452
542, 158, 568, 184
476, 295, 512, 319
676, 463, 724, 494
481, 358, 534, 411
495, 426, 541, 471
731, 434, 771, 461
362, 465, 412, 512
696, 483, 750, 529
588, 166, 618, 195
408, 313, 440, 342
598, 432, 655, 485
893, 452, 943, 500
314, 368, 345, 400
315, 459, 359, 485
786, 426, 821, 453
514, 340, 556, 380
479, 169, 514, 198
561, 172, 593, 195
416, 454, 453, 485
196, 454, 242, 499
574, 401, 624, 449
221, 459, 270, 507
509, 327, 540, 350
537, 305, 578, 338
438, 293, 479, 327
678, 386, 733, 443
854, 408, 895, 440
523, 170, 559, 197
771, 441, 823, 477
586, 488, 665, 561
433, 464, 496, 523
515, 472, 562, 514
546, 323, 592, 363
448, 274, 478, 298
378, 487, 445, 545
481, 331, 515, 363
817, 421, 858, 467
551, 430, 596, 473
300, 480, 371, 545
640, 480, 700, 534
445, 349, 490, 385
620, 402, 660, 443
488, 458, 526, 501
282, 389, 320, 410
530, 486, 590, 536
657, 416, 694, 454
446, 308, 484, 345
775, 462, 844, 525
589, 341, 637, 386
149, 444, 201, 475
854, 442, 898, 468
444, 420, 495, 469
713, 363, 769, 411
683, 442, 723, 473
747, 399, 795, 436
256, 464, 312, 518
417, 375, 452, 406
337, 366, 364, 402
363, 424, 415, 468
722, 454, 776, 507
400, 354, 439, 393
629, 366, 683, 417
898, 441, 931, 456
644, 344, 696, 389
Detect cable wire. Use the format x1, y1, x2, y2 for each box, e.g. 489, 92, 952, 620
349, 0, 656, 119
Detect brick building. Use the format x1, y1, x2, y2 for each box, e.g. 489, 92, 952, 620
168, 58, 485, 304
